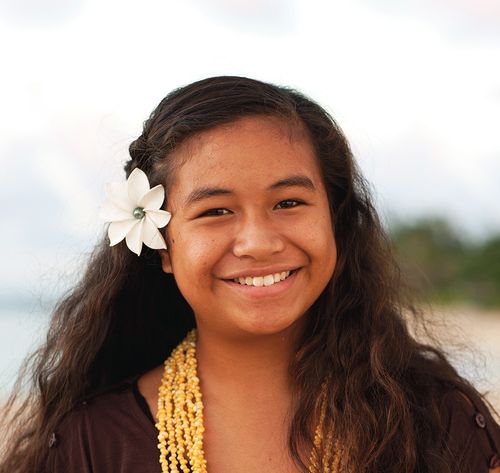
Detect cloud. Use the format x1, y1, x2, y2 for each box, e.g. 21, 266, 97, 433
0, 0, 84, 27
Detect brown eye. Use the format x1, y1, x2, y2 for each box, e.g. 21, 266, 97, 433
200, 208, 231, 217
275, 200, 302, 209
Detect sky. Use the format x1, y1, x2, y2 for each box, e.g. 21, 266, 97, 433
0, 0, 499, 303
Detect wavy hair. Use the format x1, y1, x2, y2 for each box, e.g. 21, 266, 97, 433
1, 76, 494, 473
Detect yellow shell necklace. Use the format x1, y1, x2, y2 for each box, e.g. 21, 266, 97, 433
155, 329, 341, 472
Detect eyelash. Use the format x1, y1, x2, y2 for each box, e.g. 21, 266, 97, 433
199, 200, 304, 217
200, 208, 230, 217
275, 199, 302, 210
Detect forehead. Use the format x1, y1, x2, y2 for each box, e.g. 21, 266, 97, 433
168, 115, 322, 200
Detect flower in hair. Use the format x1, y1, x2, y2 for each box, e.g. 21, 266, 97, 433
99, 168, 171, 256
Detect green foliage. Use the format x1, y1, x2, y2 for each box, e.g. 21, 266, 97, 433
390, 218, 500, 308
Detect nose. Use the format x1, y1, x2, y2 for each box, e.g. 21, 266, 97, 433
232, 213, 285, 259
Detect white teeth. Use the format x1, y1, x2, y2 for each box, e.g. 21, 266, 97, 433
263, 275, 275, 286
233, 270, 292, 286
253, 276, 264, 287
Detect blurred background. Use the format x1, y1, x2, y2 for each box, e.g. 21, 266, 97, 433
0, 0, 499, 408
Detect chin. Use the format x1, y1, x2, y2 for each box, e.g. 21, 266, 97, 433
234, 313, 305, 338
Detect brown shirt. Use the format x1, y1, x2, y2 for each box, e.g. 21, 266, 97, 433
45, 376, 500, 472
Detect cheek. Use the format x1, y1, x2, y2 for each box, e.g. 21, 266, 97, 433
169, 227, 222, 275
306, 212, 337, 274
301, 211, 335, 249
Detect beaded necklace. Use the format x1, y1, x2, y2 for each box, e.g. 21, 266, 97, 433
155, 329, 341, 472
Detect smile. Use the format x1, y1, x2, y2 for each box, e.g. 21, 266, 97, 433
233, 271, 292, 287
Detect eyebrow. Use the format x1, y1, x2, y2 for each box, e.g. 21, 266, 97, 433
269, 175, 316, 192
184, 174, 316, 207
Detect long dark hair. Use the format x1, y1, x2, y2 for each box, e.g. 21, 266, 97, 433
1, 76, 494, 473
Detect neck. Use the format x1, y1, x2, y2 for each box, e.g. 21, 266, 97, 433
195, 323, 303, 405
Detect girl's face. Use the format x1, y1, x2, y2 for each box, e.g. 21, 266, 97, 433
159, 115, 336, 339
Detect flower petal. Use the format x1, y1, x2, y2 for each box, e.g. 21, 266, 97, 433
99, 200, 133, 222
143, 216, 167, 250
146, 209, 171, 228
127, 168, 150, 204
139, 184, 165, 211
105, 182, 133, 212
125, 219, 144, 256
108, 219, 138, 246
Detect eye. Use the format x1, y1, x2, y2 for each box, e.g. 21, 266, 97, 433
275, 199, 303, 209
199, 208, 231, 217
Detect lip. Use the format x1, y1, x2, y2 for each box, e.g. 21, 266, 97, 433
222, 268, 300, 299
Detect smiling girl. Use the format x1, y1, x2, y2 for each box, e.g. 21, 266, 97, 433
2, 76, 499, 473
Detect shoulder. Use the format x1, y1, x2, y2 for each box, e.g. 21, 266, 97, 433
57, 377, 146, 434
45, 377, 159, 473
439, 387, 500, 471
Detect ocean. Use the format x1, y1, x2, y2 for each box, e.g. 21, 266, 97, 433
1, 306, 499, 409
0, 306, 49, 395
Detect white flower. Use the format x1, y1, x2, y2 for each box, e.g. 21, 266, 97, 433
99, 168, 172, 256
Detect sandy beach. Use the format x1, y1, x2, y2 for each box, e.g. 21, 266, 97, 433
406, 306, 500, 416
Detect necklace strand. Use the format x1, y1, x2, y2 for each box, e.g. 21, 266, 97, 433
156, 329, 340, 472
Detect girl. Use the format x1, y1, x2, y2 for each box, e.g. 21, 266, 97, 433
2, 76, 499, 473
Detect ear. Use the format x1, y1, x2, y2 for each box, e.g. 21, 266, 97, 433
158, 248, 173, 274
